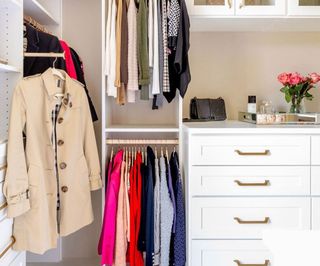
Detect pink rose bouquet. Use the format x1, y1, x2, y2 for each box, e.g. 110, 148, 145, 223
278, 72, 320, 113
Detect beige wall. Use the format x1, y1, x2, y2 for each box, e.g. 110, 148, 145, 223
62, 0, 102, 259
184, 32, 320, 119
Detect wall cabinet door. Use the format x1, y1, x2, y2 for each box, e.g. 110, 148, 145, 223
235, 0, 286, 15
288, 0, 320, 16
187, 0, 235, 16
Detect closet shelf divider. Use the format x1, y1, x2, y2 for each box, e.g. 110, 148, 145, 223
0, 63, 20, 73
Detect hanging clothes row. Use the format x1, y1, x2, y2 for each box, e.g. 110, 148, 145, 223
23, 18, 98, 121
105, 0, 191, 109
98, 146, 186, 266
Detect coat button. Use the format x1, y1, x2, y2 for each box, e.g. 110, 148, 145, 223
58, 117, 64, 124
60, 162, 67, 169
61, 186, 68, 193
69, 102, 73, 108
63, 98, 69, 105
57, 140, 64, 146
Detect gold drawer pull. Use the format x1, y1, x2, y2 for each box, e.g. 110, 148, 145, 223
235, 150, 270, 156
227, 0, 232, 8
0, 202, 7, 211
234, 217, 270, 224
234, 180, 270, 187
234, 259, 270, 266
0, 236, 16, 259
0, 164, 7, 171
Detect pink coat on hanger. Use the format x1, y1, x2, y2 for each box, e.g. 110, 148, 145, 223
99, 150, 123, 265
59, 40, 77, 79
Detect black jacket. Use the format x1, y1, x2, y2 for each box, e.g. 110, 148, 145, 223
164, 0, 191, 103
24, 24, 65, 77
70, 48, 98, 122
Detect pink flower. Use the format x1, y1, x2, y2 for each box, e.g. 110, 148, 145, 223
278, 72, 291, 85
289, 72, 303, 85
309, 73, 320, 83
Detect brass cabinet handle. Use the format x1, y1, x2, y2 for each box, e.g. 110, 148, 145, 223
0, 236, 16, 259
235, 150, 270, 156
227, 0, 232, 8
0, 164, 7, 171
234, 180, 270, 187
0, 201, 7, 211
234, 217, 270, 224
234, 260, 270, 266
239, 0, 245, 8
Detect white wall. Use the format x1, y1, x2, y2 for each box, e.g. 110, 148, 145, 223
183, 32, 320, 119
61, 0, 102, 259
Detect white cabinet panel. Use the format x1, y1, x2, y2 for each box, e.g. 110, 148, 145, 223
235, 0, 286, 15
187, 0, 235, 16
311, 166, 320, 195
191, 197, 310, 239
312, 198, 320, 230
288, 0, 320, 16
192, 240, 273, 266
191, 135, 310, 166
311, 136, 320, 165
190, 166, 310, 196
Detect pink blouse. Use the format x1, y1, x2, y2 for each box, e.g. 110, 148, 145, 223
99, 150, 123, 265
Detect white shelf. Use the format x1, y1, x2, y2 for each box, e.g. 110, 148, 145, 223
0, 63, 20, 73
105, 125, 180, 133
24, 0, 58, 25
0, 0, 22, 9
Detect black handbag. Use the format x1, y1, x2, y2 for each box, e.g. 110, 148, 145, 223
186, 97, 227, 121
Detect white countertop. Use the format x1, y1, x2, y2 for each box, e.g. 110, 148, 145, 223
183, 120, 320, 134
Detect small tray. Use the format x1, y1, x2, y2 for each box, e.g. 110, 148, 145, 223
239, 111, 320, 125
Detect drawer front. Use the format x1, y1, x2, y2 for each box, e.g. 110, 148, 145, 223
311, 136, 320, 165
311, 166, 320, 195
190, 135, 310, 166
191, 240, 273, 266
190, 166, 310, 196
191, 198, 310, 239
312, 198, 320, 230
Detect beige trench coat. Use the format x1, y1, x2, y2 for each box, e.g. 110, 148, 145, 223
3, 68, 102, 254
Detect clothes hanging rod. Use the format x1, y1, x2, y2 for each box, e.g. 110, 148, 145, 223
24, 52, 65, 58
106, 139, 179, 145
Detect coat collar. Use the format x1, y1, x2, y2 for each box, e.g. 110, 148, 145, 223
41, 68, 74, 101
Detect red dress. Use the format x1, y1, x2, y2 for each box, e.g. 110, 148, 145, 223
129, 152, 144, 266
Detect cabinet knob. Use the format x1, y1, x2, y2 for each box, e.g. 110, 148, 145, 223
239, 0, 245, 9
228, 0, 232, 8
235, 149, 270, 156
234, 259, 270, 266
234, 217, 270, 224
234, 180, 270, 187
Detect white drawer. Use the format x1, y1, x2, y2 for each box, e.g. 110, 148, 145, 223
191, 198, 310, 239
190, 166, 310, 196
190, 135, 310, 166
312, 198, 320, 230
311, 136, 320, 165
311, 166, 320, 195
191, 240, 273, 266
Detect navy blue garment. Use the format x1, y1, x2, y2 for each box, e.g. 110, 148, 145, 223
138, 161, 147, 251
145, 147, 155, 266
170, 152, 186, 266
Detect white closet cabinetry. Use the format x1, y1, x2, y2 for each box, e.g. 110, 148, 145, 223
0, 0, 25, 265
288, 0, 320, 16
184, 121, 320, 266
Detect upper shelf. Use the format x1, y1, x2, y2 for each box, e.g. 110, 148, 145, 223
24, 0, 59, 25
0, 0, 22, 9
0, 63, 20, 73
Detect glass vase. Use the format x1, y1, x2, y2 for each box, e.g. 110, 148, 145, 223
290, 98, 305, 114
